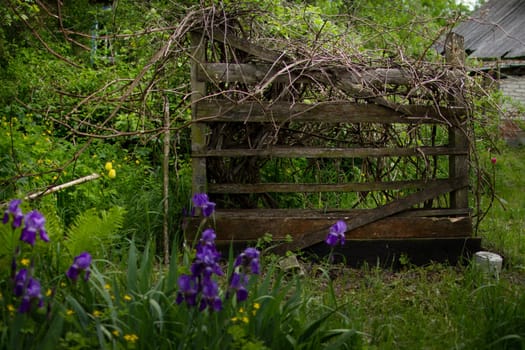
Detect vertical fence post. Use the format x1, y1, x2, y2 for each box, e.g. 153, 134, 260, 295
445, 32, 469, 209
190, 32, 208, 196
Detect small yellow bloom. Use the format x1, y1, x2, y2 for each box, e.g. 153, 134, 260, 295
108, 169, 116, 179
231, 317, 238, 322
104, 284, 111, 290
93, 310, 103, 318
252, 302, 260, 315
135, 160, 140, 165
105, 162, 113, 171
242, 316, 249, 324
60, 282, 66, 288
66, 309, 74, 316
112, 330, 120, 337
7, 304, 15, 313
20, 258, 30, 267
123, 294, 132, 302
124, 334, 139, 343
46, 289, 52, 297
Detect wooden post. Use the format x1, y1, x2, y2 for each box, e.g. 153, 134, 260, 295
445, 32, 469, 209
162, 95, 170, 265
190, 32, 208, 195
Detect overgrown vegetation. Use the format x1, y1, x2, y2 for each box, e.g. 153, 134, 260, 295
3, 0, 525, 349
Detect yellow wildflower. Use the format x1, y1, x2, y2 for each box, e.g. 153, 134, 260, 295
105, 162, 113, 171
112, 330, 120, 337
20, 258, 30, 267
46, 289, 52, 297
108, 169, 116, 179
242, 316, 249, 324
93, 310, 103, 318
124, 334, 139, 343
135, 159, 140, 165
123, 294, 132, 302
252, 302, 260, 315
66, 309, 74, 316
7, 304, 15, 314
104, 283, 111, 290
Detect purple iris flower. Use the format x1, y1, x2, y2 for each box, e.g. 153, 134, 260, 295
176, 229, 223, 312
228, 247, 261, 302
14, 268, 28, 297
229, 272, 249, 302
176, 275, 198, 306
19, 277, 43, 313
325, 220, 347, 247
20, 210, 49, 246
66, 252, 92, 282
192, 193, 216, 217
3, 199, 24, 229
200, 279, 222, 312
234, 247, 260, 275
13, 269, 43, 313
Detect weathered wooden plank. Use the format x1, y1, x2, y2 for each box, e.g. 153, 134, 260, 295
205, 238, 481, 267
192, 207, 470, 218
190, 33, 208, 194
306, 237, 481, 267
194, 146, 467, 158
195, 100, 465, 123
197, 63, 466, 90
270, 176, 468, 253
446, 33, 470, 209
208, 179, 454, 194
197, 63, 416, 85
187, 216, 471, 241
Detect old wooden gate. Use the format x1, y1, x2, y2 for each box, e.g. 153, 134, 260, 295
187, 29, 480, 264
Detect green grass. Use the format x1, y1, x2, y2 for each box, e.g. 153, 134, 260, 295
478, 146, 525, 266
292, 145, 525, 349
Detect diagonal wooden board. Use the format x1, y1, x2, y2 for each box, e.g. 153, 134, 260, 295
270, 177, 469, 255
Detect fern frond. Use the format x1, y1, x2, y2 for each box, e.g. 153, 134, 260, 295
64, 206, 126, 261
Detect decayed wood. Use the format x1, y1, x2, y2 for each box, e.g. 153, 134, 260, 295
198, 63, 466, 91
190, 32, 208, 194
197, 63, 416, 86
445, 32, 469, 209
270, 176, 468, 253
208, 178, 458, 194
194, 146, 467, 158
192, 207, 470, 218
195, 100, 465, 123
307, 237, 481, 267
186, 215, 471, 241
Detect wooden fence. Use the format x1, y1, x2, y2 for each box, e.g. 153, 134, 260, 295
187, 30, 479, 263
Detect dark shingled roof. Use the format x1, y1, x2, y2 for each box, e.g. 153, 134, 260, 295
450, 0, 525, 59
